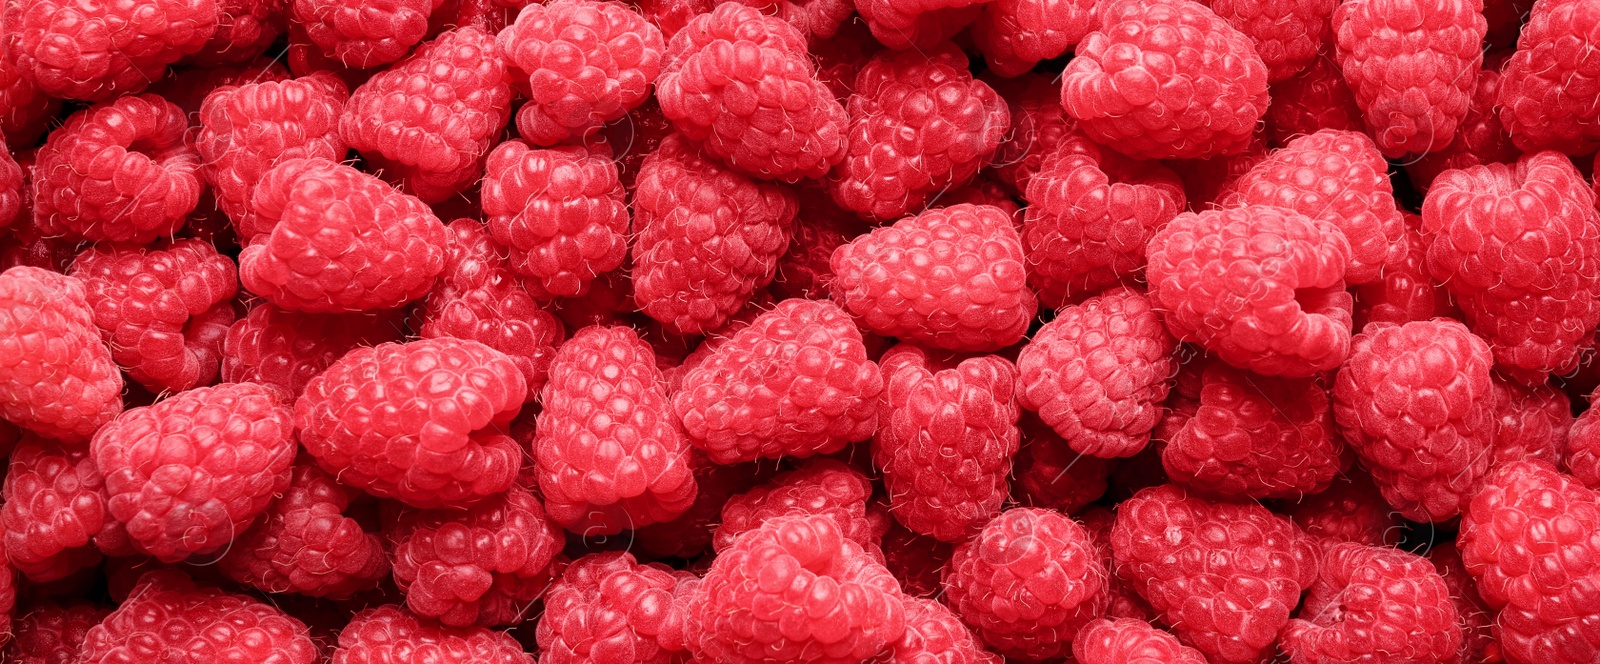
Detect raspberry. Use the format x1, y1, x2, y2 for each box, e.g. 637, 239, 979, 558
0, 146, 20, 233
598, 98, 674, 189
770, 187, 864, 301
1498, 0, 1600, 153
330, 605, 533, 664
220, 304, 403, 398
1421, 151, 1600, 382
633, 459, 768, 559
340, 27, 512, 203
686, 514, 905, 663
428, 0, 517, 36
1265, 56, 1365, 147
239, 158, 448, 312
713, 458, 878, 552
1223, 129, 1405, 285
1208, 0, 1334, 83
872, 345, 1019, 541
1282, 473, 1401, 548
388, 485, 565, 626
1459, 460, 1600, 663
10, 0, 218, 101
878, 521, 951, 598
496, 0, 666, 146
656, 3, 849, 182
631, 0, 710, 40
0, 268, 123, 442
1112, 484, 1317, 664
191, 0, 286, 64
0, 54, 62, 147
827, 45, 1008, 223
749, 0, 856, 41
91, 383, 295, 562
884, 597, 999, 664
1490, 376, 1571, 471
1017, 288, 1176, 458
2, 602, 110, 664
1332, 319, 1494, 522
296, 338, 525, 508
68, 240, 238, 393
1073, 618, 1209, 664
1011, 416, 1112, 514
853, 0, 981, 51
32, 95, 201, 244
292, 0, 440, 69
1350, 218, 1456, 331
481, 140, 629, 300
1146, 205, 1354, 377
78, 571, 319, 664
943, 507, 1107, 661
1281, 542, 1462, 664
970, 0, 1095, 77
989, 74, 1078, 195
2, 437, 125, 582
1567, 400, 1600, 489
196, 74, 349, 239
217, 460, 389, 599
1061, 0, 1269, 160
831, 204, 1035, 352
536, 552, 693, 663
1406, 63, 1519, 191
1428, 541, 1500, 663
534, 325, 696, 534
417, 220, 565, 399
1021, 142, 1187, 306
673, 299, 882, 464
631, 134, 796, 335
1332, 0, 1486, 157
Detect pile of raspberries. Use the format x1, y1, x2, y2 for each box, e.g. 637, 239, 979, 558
2, 0, 1600, 659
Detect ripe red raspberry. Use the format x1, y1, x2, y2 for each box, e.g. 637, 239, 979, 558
1209, 0, 1334, 83
1113, 484, 1317, 664
331, 604, 534, 664
1022, 142, 1187, 306
191, 0, 286, 65
196, 74, 349, 239
496, 0, 665, 146
872, 345, 1019, 541
1073, 618, 1209, 664
2, 602, 110, 664
1162, 363, 1344, 500
989, 74, 1079, 195
0, 146, 20, 233
481, 140, 629, 300
1146, 205, 1353, 377
597, 97, 673, 189
713, 458, 878, 552
827, 45, 1008, 223
32, 95, 201, 244
417, 220, 564, 399
68, 240, 238, 394
686, 514, 905, 663
1265, 56, 1365, 147
240, 158, 448, 312
1421, 151, 1600, 383
1061, 0, 1269, 160
221, 304, 402, 398
1281, 542, 1462, 663
1498, 0, 1600, 153
2, 437, 126, 582
217, 460, 389, 599
1566, 399, 1600, 489
1459, 460, 1600, 663
91, 382, 295, 562
853, 0, 980, 51
1332, 0, 1485, 157
884, 596, 1000, 664
78, 571, 318, 664
9, 0, 218, 101
1224, 129, 1405, 285
1282, 473, 1401, 548
631, 136, 795, 335
971, 0, 1095, 77
1332, 319, 1494, 522
770, 188, 864, 301
536, 552, 693, 663
1406, 64, 1519, 191
1017, 288, 1175, 458
1429, 541, 1500, 663
944, 507, 1107, 661
1350, 218, 1457, 331
341, 27, 511, 203
535, 325, 696, 534
388, 485, 565, 626
0, 55, 62, 147
656, 3, 848, 182
293, 0, 440, 69
831, 204, 1035, 352
297, 338, 525, 508
878, 521, 951, 598
1011, 417, 1112, 514
633, 459, 767, 559
1490, 376, 1571, 471
746, 0, 857, 41
0, 268, 123, 443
